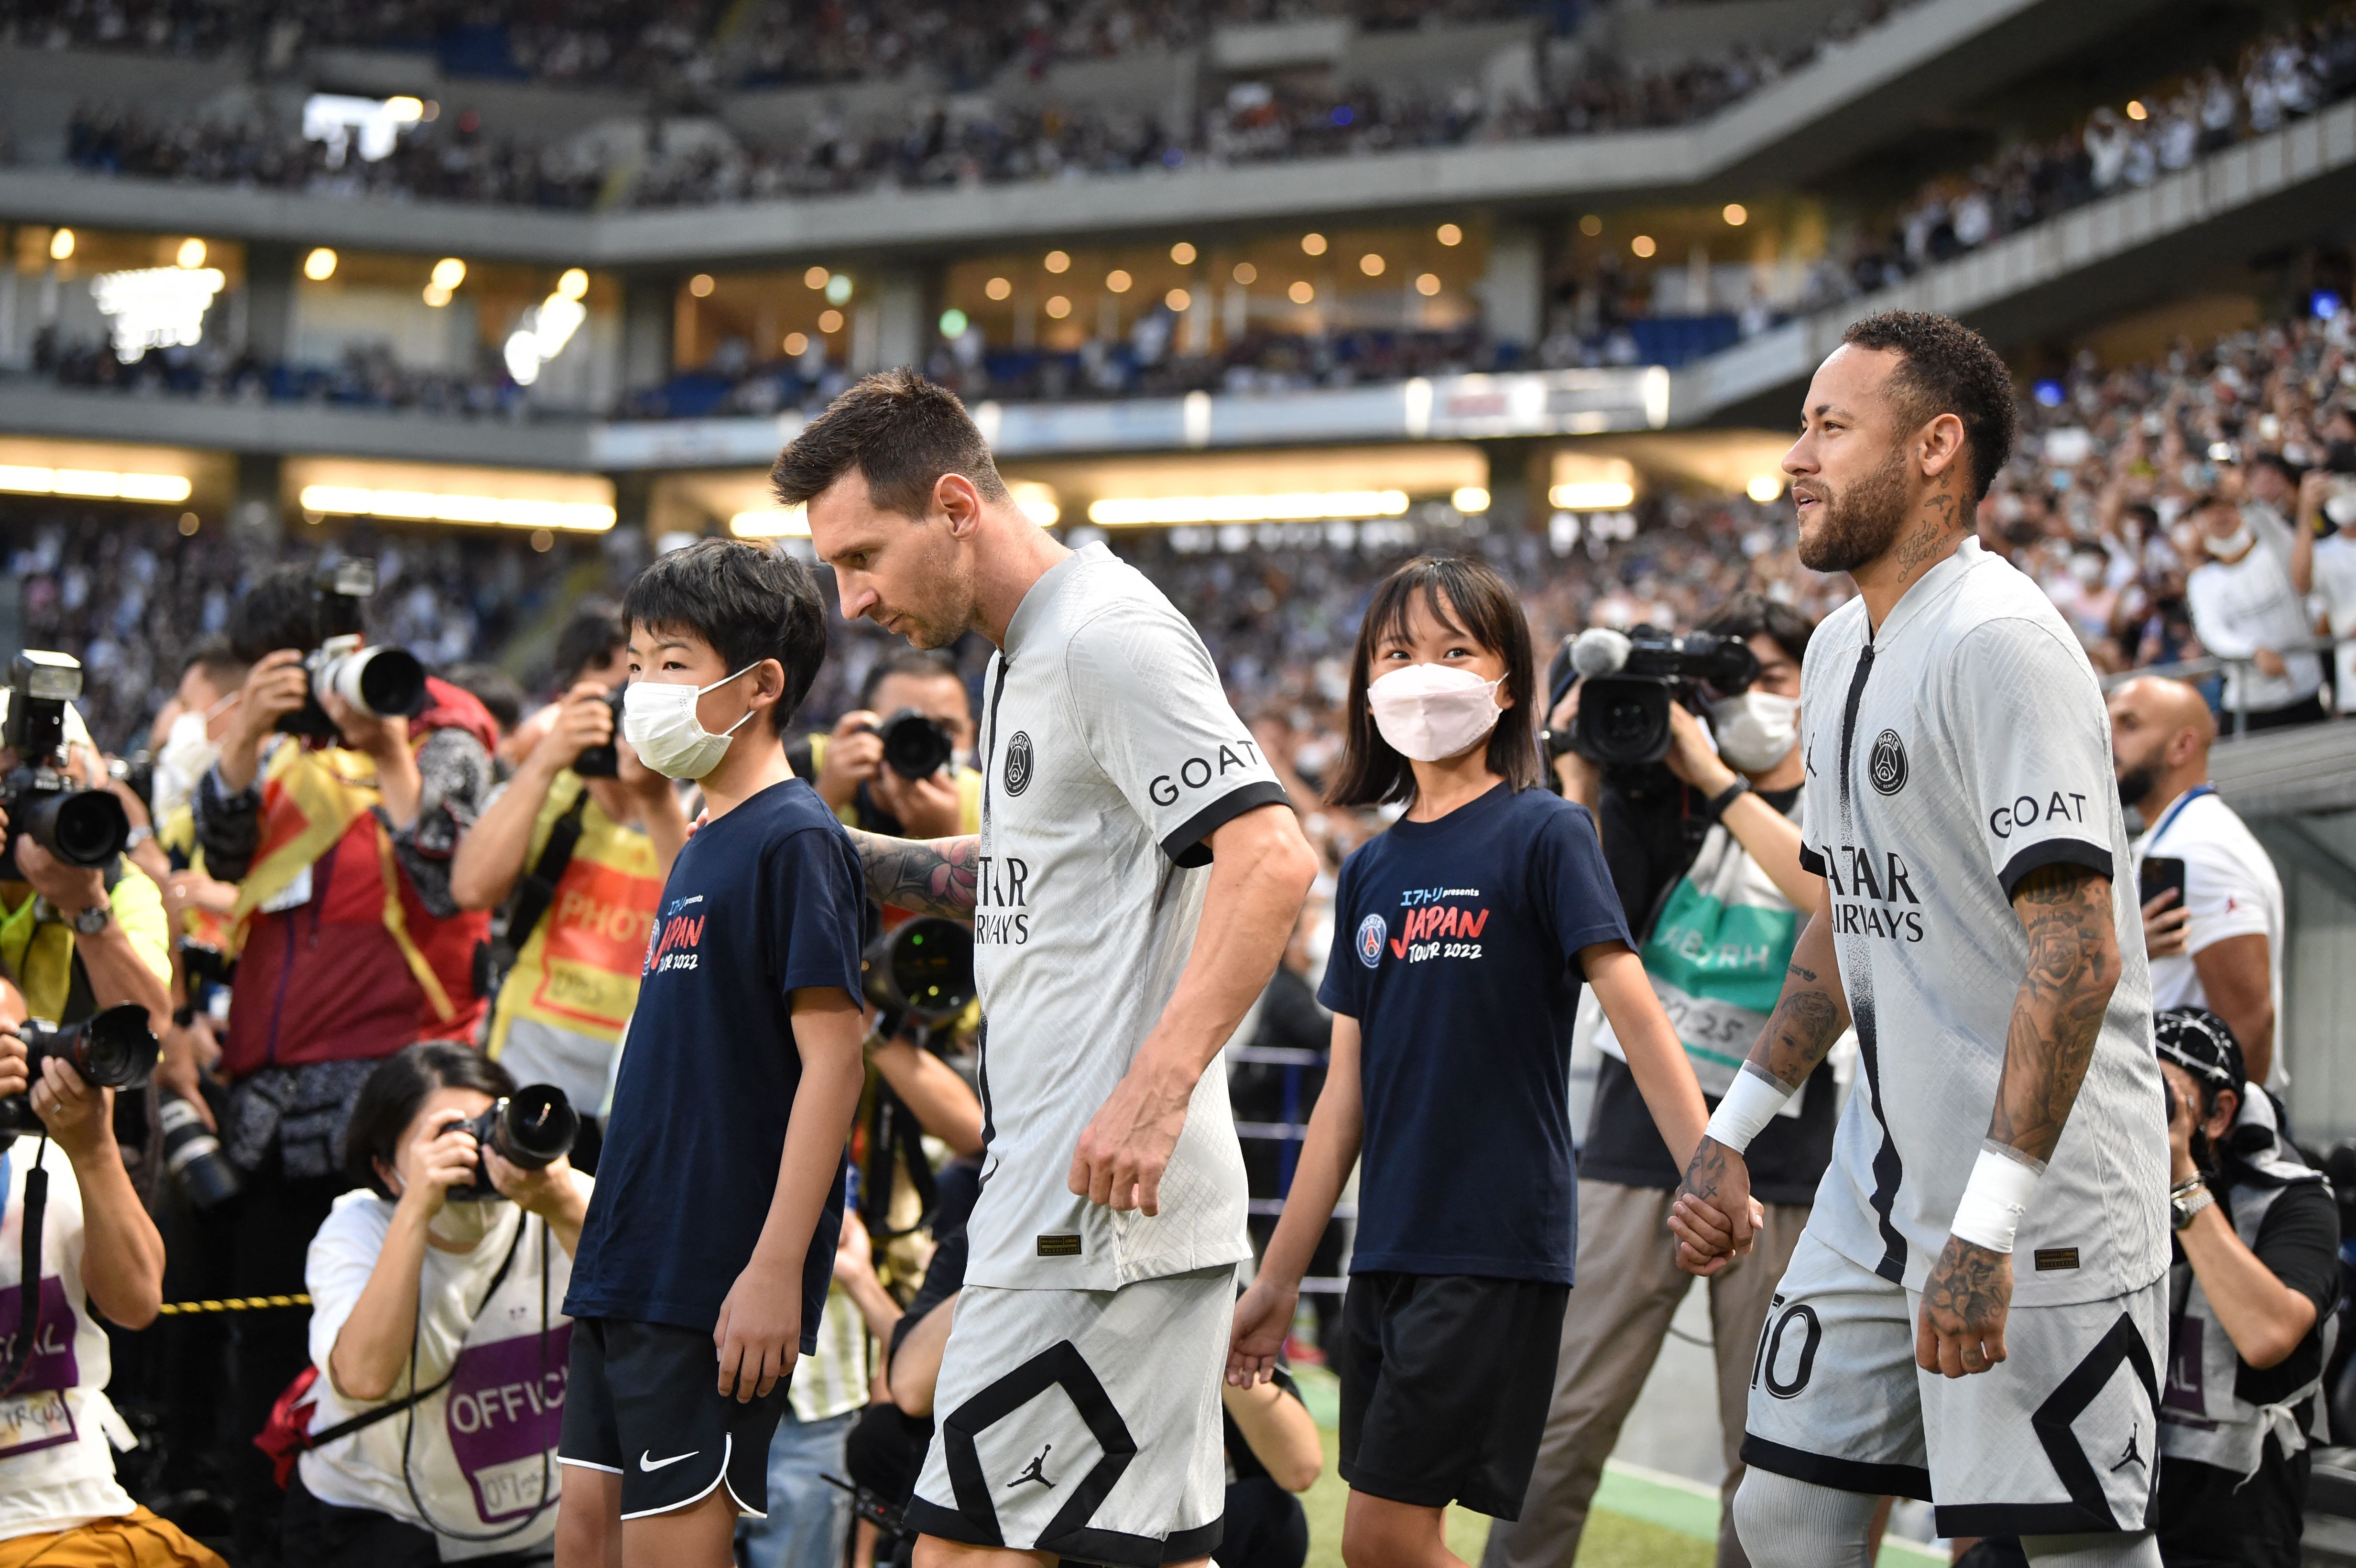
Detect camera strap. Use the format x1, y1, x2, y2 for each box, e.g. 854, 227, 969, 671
0, 1136, 49, 1398
491, 791, 591, 971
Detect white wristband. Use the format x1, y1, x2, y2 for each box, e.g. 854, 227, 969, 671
1949, 1146, 2043, 1254
1703, 1067, 1795, 1155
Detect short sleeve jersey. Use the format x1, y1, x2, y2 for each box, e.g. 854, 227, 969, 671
1319, 784, 1628, 1284
564, 777, 862, 1335
2129, 790, 2287, 1091
968, 543, 1286, 1290
1795, 537, 2168, 1307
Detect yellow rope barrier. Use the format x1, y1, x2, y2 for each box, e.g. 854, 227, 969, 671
154, 1294, 312, 1315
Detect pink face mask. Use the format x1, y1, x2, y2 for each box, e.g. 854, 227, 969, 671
1367, 663, 1504, 762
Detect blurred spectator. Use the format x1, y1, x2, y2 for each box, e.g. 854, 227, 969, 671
2291, 463, 2356, 710
2111, 676, 2286, 1091
2184, 492, 2325, 730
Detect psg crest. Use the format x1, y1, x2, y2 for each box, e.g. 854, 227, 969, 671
1004, 731, 1035, 796
1356, 912, 1387, 968
1868, 729, 1909, 795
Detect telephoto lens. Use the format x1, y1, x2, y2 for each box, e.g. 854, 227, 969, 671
874, 709, 955, 781
446, 1085, 578, 1200
318, 642, 428, 720
16, 784, 131, 868
861, 916, 977, 1024
159, 1093, 242, 1209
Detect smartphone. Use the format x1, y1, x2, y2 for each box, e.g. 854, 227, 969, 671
2139, 855, 2188, 911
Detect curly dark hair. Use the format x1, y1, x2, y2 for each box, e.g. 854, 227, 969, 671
1840, 311, 2018, 501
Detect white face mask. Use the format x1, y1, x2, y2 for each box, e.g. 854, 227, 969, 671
2205, 523, 2254, 559
427, 1197, 508, 1249
1367, 663, 1504, 763
153, 693, 237, 823
2067, 553, 2105, 585
622, 665, 759, 780
1706, 689, 1800, 774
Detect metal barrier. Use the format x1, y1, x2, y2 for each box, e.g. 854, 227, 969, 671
1231, 1044, 1352, 1297
2101, 635, 2348, 736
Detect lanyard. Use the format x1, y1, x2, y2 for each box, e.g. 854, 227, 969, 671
2145, 784, 2215, 849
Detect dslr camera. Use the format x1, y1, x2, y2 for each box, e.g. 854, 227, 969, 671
861, 916, 975, 1030
0, 1004, 160, 1139
277, 561, 430, 741
443, 1084, 579, 1201
569, 691, 628, 779
1552, 626, 1760, 771
866, 709, 954, 781
0, 652, 131, 877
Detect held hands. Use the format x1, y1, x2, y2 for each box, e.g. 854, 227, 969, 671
2141, 888, 2191, 959
1669, 1135, 1761, 1277
714, 1254, 800, 1404
1227, 1274, 1298, 1388
1068, 1065, 1194, 1216
1918, 1236, 2011, 1378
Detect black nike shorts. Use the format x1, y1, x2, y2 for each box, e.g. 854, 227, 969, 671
557, 1317, 795, 1519
1337, 1271, 1570, 1519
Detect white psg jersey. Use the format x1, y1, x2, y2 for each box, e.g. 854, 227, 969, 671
1796, 538, 2168, 1307
967, 544, 1284, 1291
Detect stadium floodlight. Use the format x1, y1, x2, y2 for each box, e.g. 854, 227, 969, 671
1746, 475, 1783, 503
299, 485, 613, 532
48, 229, 74, 261
0, 467, 192, 503
89, 267, 227, 363
731, 506, 810, 539
1549, 481, 1638, 511
430, 258, 466, 291
1451, 487, 1490, 514
304, 248, 338, 281
302, 92, 425, 166
175, 239, 207, 269
1009, 482, 1060, 527
1087, 491, 1409, 527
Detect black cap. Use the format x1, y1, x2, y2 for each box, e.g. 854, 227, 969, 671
2155, 1007, 2246, 1096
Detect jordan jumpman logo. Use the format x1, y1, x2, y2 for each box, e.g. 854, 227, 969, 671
2111, 1429, 2144, 1472
1008, 1445, 1056, 1489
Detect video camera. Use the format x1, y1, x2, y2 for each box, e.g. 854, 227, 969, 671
866, 709, 955, 782
442, 1083, 579, 1201
1550, 626, 1760, 771
569, 691, 628, 779
0, 652, 131, 878
276, 561, 429, 741
861, 916, 975, 1029
0, 1004, 160, 1139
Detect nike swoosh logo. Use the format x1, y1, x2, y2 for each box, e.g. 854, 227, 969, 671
640, 1449, 698, 1472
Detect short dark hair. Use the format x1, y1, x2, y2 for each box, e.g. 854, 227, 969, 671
770, 369, 1012, 518
180, 638, 248, 690
622, 539, 828, 735
228, 564, 326, 663
441, 663, 524, 733
860, 647, 966, 712
1840, 311, 2018, 501
342, 1041, 516, 1198
552, 598, 626, 688
1328, 555, 1542, 808
1696, 592, 1815, 669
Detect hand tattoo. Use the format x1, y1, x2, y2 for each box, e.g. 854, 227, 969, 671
848, 828, 979, 917
1922, 1234, 2011, 1366
1990, 865, 2117, 1165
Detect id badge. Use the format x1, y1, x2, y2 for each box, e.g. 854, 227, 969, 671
0, 1388, 77, 1458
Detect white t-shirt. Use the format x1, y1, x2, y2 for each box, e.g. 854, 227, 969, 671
969, 543, 1284, 1290
2130, 787, 2287, 1092
0, 1141, 138, 1542
2185, 522, 2323, 714
2311, 530, 2356, 712
1796, 537, 2168, 1307
301, 1192, 574, 1561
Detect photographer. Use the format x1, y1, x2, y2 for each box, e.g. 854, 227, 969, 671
287, 1042, 587, 1566
791, 650, 980, 842
193, 564, 500, 1554
2150, 1009, 2338, 1568
1490, 594, 1829, 1568
452, 608, 688, 1155
0, 980, 227, 1566
500, 605, 630, 777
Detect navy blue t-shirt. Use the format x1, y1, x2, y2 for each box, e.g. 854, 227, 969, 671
564, 777, 864, 1341
1319, 783, 1628, 1285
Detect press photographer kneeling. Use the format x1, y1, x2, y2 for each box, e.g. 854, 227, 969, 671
283, 1043, 588, 1567
1491, 595, 1831, 1568
0, 985, 229, 1566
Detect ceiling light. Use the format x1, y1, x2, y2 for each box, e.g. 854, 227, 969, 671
986, 276, 1012, 300
1087, 490, 1409, 526
0, 466, 192, 503
1170, 241, 1197, 264
818, 308, 845, 333
303, 247, 338, 281
431, 257, 466, 291
1300, 233, 1327, 256
1044, 296, 1071, 320
1746, 475, 1783, 503
1232, 262, 1258, 284
557, 267, 589, 300
2126, 99, 2148, 121
732, 506, 810, 538
1451, 486, 1490, 513
1415, 272, 1441, 296
1437, 223, 1462, 246
1106, 270, 1132, 294
1723, 203, 1748, 226
1165, 288, 1191, 312
783, 331, 809, 356
824, 273, 852, 305
1287, 281, 1314, 304
688, 272, 714, 297
1549, 481, 1637, 510
49, 229, 74, 261
804, 266, 829, 289
1010, 481, 1060, 527
939, 308, 970, 337
175, 238, 207, 269
423, 283, 452, 307
1044, 250, 1070, 273
1630, 236, 1656, 259
1579, 214, 1602, 237
299, 485, 614, 532
1360, 254, 1385, 276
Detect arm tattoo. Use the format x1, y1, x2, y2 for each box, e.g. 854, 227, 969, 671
1750, 963, 1849, 1091
1988, 863, 2119, 1165
846, 828, 980, 918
